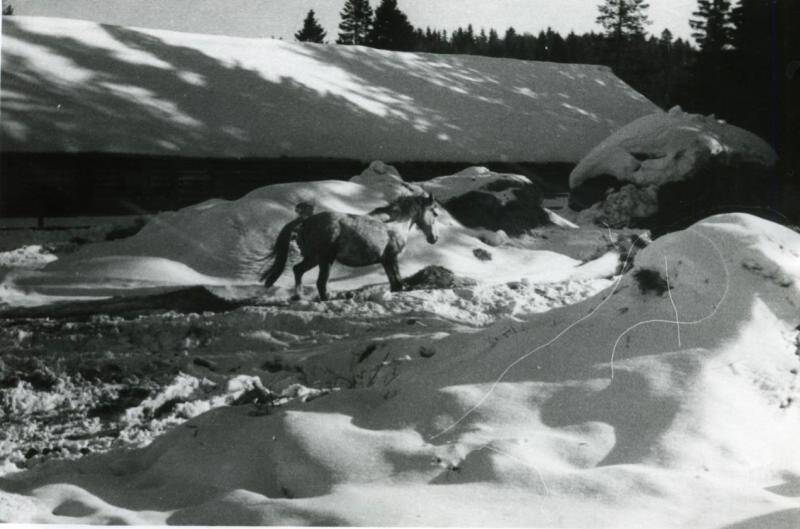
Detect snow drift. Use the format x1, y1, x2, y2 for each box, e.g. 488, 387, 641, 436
568, 107, 779, 230
1, 16, 658, 162
3, 162, 615, 302
1, 212, 799, 526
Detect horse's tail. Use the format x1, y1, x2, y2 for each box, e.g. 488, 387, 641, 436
260, 217, 305, 286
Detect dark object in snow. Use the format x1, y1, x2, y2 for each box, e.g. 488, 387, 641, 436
192, 357, 218, 371
356, 343, 378, 364
89, 386, 151, 420
232, 386, 274, 407
419, 346, 436, 358
403, 265, 476, 290
262, 357, 286, 373
261, 193, 440, 300
633, 268, 670, 296
151, 398, 183, 419
78, 362, 124, 383
0, 286, 243, 321
473, 248, 493, 261
443, 180, 551, 236
0, 358, 59, 391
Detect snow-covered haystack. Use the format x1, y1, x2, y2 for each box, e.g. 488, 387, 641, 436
1, 17, 657, 162
569, 107, 778, 231
2, 213, 798, 526
422, 166, 550, 236
3, 162, 613, 300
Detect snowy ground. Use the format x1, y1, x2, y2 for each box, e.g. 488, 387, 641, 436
1, 162, 799, 526
1, 210, 798, 527
0, 165, 627, 478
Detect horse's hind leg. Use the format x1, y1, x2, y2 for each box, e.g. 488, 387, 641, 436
292, 257, 317, 300
316, 256, 335, 301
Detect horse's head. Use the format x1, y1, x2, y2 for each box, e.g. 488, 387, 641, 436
413, 193, 440, 244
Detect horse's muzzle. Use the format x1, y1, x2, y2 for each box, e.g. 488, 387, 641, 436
427, 234, 439, 244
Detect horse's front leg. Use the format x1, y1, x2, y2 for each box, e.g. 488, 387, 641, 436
381, 253, 403, 292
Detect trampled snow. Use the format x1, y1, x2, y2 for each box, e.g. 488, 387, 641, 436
1, 16, 657, 162
1, 212, 798, 527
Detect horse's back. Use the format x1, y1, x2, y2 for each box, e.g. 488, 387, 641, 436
297, 212, 342, 255
336, 215, 391, 266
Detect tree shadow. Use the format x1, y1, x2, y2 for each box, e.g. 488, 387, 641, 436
0, 20, 433, 159
1, 18, 657, 163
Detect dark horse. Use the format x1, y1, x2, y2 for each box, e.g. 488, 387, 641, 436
261, 193, 440, 300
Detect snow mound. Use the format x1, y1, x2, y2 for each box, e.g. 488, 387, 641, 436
2, 16, 657, 162
421, 166, 531, 203
424, 166, 550, 235
569, 107, 779, 230
570, 106, 778, 189
2, 213, 799, 526
0, 245, 57, 270
3, 165, 616, 302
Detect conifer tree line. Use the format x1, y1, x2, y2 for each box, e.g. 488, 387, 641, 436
295, 0, 794, 153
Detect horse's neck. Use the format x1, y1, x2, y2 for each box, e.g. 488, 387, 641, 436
369, 206, 413, 226
384, 218, 413, 237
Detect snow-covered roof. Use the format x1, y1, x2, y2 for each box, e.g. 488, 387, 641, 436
1, 16, 658, 162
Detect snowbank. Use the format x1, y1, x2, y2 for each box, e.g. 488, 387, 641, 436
1, 16, 657, 162
2, 162, 617, 303
568, 107, 779, 230
570, 107, 778, 190
2, 213, 799, 526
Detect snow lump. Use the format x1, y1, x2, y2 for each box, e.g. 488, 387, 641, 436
569, 106, 778, 233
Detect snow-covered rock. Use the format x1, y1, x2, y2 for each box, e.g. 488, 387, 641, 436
1, 16, 657, 162
569, 107, 778, 230
422, 167, 550, 235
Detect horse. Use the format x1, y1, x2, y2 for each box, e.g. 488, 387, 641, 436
261, 193, 441, 301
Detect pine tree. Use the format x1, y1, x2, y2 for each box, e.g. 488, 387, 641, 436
487, 29, 502, 56
337, 0, 374, 45
690, 0, 734, 54
596, 0, 650, 68
729, 0, 774, 138
368, 0, 416, 51
690, 1, 736, 120
596, 0, 651, 41
295, 10, 327, 43
503, 27, 518, 58
2, 2, 13, 15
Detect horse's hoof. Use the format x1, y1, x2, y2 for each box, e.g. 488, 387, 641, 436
290, 294, 302, 301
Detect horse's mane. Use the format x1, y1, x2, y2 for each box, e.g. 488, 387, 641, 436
368, 194, 422, 222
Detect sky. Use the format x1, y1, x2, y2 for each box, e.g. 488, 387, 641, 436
7, 0, 698, 41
